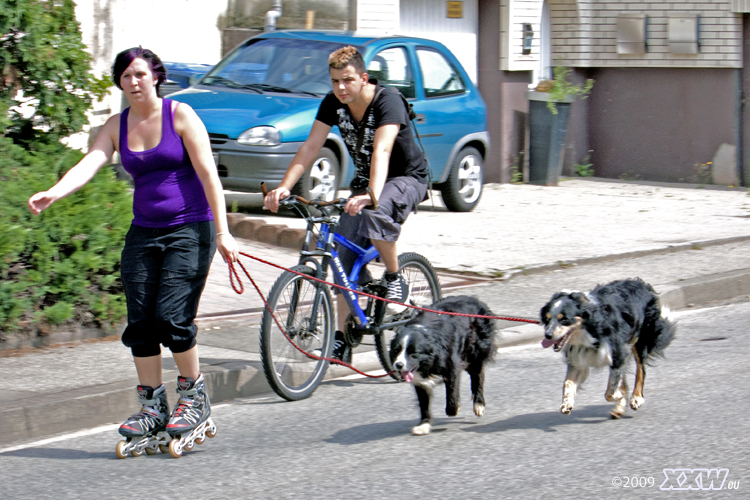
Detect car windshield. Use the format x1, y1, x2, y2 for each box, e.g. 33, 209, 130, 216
202, 38, 357, 95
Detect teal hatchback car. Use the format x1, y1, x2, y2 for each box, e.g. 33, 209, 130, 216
169, 30, 489, 211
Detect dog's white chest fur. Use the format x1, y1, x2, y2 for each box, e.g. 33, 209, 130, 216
412, 373, 443, 389
564, 332, 613, 368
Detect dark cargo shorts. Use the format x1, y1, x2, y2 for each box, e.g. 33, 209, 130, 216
120, 221, 216, 357
334, 176, 427, 290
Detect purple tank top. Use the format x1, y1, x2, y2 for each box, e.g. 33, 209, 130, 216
119, 98, 213, 228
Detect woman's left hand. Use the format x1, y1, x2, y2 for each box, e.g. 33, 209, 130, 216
217, 233, 239, 263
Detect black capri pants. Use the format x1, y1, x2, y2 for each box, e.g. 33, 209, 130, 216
120, 221, 216, 357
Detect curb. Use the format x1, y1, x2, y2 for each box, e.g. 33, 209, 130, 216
657, 268, 750, 310
228, 213, 306, 250
486, 235, 750, 281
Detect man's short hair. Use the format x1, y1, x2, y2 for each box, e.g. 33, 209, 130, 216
328, 46, 366, 74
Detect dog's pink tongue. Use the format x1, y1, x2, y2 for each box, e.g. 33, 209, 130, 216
541, 338, 554, 349
402, 371, 414, 383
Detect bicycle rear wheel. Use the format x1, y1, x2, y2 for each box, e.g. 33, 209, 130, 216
375, 253, 442, 377
260, 265, 334, 401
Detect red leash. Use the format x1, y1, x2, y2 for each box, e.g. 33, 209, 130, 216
228, 254, 393, 378
229, 252, 541, 324
226, 252, 541, 378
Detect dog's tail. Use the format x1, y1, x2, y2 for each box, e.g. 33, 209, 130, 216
648, 307, 677, 361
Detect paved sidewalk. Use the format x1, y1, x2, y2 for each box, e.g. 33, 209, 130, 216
4, 178, 750, 447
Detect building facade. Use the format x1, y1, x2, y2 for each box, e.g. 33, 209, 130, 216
481, 0, 749, 185
72, 0, 750, 186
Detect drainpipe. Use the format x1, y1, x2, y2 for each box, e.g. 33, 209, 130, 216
265, 0, 282, 32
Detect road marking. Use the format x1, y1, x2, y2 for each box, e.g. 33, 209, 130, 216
0, 424, 119, 454
0, 403, 231, 454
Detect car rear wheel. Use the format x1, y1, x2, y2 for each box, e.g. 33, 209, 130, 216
293, 147, 340, 201
440, 146, 483, 212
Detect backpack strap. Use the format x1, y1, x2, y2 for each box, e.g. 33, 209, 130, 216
388, 87, 434, 203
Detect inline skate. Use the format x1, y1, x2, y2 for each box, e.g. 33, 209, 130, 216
115, 384, 171, 458
166, 373, 216, 458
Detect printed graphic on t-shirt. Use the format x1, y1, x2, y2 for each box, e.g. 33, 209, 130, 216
337, 107, 376, 180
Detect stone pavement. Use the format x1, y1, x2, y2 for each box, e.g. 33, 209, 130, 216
4, 178, 750, 447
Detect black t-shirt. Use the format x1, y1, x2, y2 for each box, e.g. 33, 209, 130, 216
315, 80, 429, 187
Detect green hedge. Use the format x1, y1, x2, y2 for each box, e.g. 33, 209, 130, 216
0, 136, 133, 335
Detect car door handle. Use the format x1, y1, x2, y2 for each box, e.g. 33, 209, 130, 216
415, 113, 426, 124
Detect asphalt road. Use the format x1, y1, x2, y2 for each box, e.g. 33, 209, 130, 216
1, 300, 747, 500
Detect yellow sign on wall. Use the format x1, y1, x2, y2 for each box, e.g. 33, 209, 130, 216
447, 1, 463, 19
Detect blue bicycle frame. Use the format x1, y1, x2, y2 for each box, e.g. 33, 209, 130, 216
313, 223, 378, 327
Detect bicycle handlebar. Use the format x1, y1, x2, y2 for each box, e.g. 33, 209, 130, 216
260, 182, 380, 212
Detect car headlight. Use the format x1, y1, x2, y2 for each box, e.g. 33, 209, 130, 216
237, 126, 280, 146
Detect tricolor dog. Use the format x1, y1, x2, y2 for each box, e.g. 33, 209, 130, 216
390, 295, 496, 435
540, 278, 676, 418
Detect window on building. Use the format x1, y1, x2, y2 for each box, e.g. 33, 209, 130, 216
533, 0, 552, 86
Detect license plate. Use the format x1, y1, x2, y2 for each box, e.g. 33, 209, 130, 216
212, 152, 219, 166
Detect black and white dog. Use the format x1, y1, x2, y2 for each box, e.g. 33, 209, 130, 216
389, 295, 496, 435
540, 278, 676, 418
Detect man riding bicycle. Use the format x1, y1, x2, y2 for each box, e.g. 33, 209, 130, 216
264, 46, 429, 364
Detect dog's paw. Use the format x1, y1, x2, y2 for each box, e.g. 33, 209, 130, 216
473, 403, 485, 417
411, 423, 431, 436
630, 395, 644, 410
560, 402, 573, 414
446, 403, 460, 417
610, 400, 627, 419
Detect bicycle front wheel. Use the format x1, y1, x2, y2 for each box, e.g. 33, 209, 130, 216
375, 252, 442, 377
260, 265, 334, 401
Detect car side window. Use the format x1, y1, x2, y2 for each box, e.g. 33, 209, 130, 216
415, 47, 466, 98
367, 47, 416, 99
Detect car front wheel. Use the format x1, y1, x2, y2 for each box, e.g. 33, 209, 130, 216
440, 146, 483, 212
293, 147, 340, 201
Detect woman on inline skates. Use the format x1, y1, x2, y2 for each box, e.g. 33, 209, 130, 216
27, 47, 237, 457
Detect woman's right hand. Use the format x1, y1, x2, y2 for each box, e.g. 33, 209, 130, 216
264, 187, 290, 213
28, 191, 56, 215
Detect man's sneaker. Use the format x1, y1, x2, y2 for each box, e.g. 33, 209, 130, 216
331, 330, 352, 364
385, 272, 411, 314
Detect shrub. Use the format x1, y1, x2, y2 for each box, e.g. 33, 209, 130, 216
1, 0, 129, 338
0, 137, 133, 335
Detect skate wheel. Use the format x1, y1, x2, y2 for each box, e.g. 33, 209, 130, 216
145, 446, 158, 455
159, 444, 170, 454
206, 427, 217, 438
130, 449, 143, 457
115, 440, 129, 459
184, 441, 194, 452
195, 435, 206, 445
168, 439, 183, 458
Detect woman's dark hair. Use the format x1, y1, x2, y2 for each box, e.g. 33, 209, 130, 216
111, 47, 167, 97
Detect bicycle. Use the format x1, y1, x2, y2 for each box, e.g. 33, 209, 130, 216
258, 185, 442, 401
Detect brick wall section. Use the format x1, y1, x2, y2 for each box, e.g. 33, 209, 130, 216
550, 0, 742, 69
